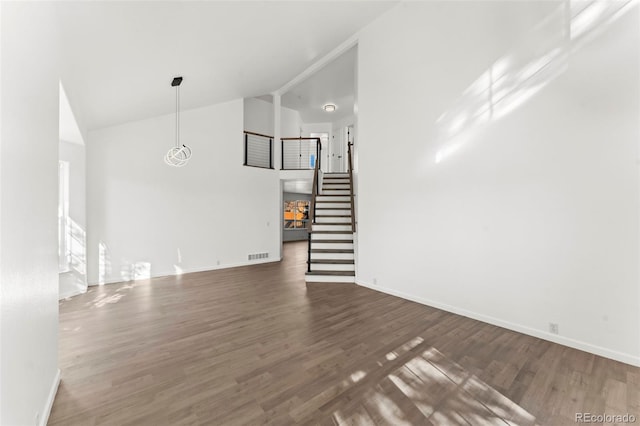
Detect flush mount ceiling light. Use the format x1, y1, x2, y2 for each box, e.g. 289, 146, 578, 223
323, 104, 336, 112
164, 76, 192, 167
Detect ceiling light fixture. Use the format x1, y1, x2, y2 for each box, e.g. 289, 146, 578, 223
165, 76, 192, 167
323, 104, 336, 112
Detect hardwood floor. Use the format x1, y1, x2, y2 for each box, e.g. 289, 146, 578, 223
50, 241, 639, 425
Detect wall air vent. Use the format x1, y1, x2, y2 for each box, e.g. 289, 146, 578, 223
248, 252, 269, 261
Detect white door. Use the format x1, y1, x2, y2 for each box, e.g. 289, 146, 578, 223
330, 132, 345, 172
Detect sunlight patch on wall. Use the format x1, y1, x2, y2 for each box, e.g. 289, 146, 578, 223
98, 241, 110, 285
174, 248, 184, 275
430, 0, 635, 165
120, 261, 151, 282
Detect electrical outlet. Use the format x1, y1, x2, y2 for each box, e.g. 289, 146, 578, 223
549, 323, 559, 334
216, 260, 220, 266
372, 277, 377, 285
35, 412, 40, 426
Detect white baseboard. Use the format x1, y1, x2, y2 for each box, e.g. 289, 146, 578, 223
58, 287, 87, 300
88, 257, 282, 287
41, 368, 60, 426
356, 280, 640, 367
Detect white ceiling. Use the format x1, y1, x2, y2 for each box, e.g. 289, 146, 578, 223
55, 1, 397, 131
280, 46, 357, 123
283, 180, 312, 194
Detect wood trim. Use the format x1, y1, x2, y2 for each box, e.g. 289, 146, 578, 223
307, 158, 319, 232
347, 142, 356, 233
243, 130, 273, 139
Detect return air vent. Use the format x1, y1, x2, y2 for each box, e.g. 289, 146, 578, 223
248, 252, 269, 261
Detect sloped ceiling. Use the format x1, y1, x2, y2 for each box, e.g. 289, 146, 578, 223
56, 1, 397, 131
281, 46, 356, 123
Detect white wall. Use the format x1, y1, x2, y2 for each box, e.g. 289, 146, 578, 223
357, 2, 640, 365
244, 97, 274, 136
331, 115, 354, 139
59, 140, 87, 299
243, 97, 302, 139
0, 2, 61, 425
281, 105, 302, 138
87, 99, 280, 285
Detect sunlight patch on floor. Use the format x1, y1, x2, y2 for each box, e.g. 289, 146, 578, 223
331, 341, 537, 426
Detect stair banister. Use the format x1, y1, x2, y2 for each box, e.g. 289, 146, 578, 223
348, 142, 356, 233
307, 138, 321, 272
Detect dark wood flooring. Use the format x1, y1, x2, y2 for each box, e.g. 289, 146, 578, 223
49, 241, 639, 425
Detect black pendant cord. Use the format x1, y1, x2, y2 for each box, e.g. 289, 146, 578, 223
175, 85, 180, 149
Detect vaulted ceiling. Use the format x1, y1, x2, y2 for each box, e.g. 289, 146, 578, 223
281, 46, 357, 123
55, 1, 397, 131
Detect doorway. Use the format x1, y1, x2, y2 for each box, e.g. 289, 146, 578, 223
330, 131, 345, 173
309, 132, 329, 172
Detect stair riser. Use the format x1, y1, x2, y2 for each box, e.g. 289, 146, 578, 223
312, 224, 352, 232
310, 264, 355, 272
305, 275, 355, 283
315, 217, 351, 223
316, 209, 351, 216
323, 174, 350, 178
312, 242, 354, 250
315, 203, 350, 209
311, 252, 354, 260
312, 234, 352, 240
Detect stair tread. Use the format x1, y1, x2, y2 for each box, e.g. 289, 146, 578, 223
310, 259, 354, 264
315, 215, 351, 217
306, 271, 356, 276
312, 222, 352, 226
311, 248, 354, 253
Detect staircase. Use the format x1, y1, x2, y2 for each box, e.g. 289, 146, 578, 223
305, 172, 355, 283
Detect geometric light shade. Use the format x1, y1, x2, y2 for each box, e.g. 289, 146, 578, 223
164, 145, 192, 167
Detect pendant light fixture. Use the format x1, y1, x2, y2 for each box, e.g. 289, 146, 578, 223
165, 76, 192, 167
